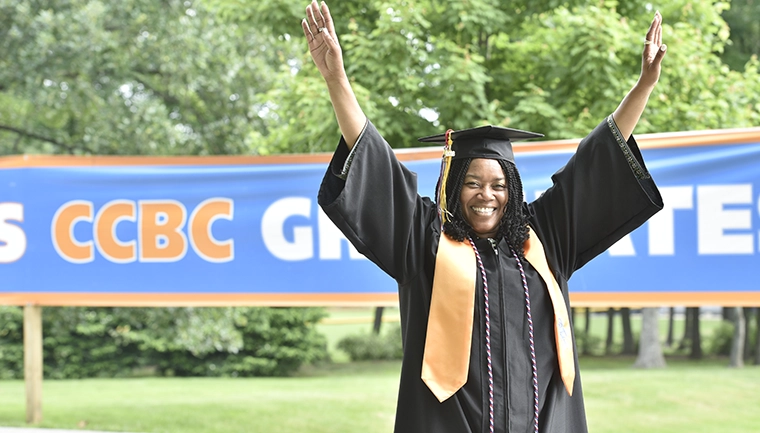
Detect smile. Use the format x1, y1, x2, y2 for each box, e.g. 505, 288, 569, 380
471, 206, 496, 215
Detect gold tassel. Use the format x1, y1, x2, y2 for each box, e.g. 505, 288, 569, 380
438, 129, 455, 225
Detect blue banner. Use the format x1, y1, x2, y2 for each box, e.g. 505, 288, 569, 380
1, 130, 759, 306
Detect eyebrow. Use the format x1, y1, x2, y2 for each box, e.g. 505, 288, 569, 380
464, 174, 506, 182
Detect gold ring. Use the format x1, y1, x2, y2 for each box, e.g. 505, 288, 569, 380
644, 39, 653, 45
318, 27, 327, 33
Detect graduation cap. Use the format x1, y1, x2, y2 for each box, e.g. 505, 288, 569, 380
418, 125, 543, 163
418, 125, 543, 224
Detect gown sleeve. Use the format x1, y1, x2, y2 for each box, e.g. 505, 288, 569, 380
318, 119, 434, 283
528, 115, 664, 280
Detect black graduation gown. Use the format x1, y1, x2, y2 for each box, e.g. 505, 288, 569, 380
318, 115, 663, 433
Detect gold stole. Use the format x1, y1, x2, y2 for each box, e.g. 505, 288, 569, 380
421, 227, 575, 402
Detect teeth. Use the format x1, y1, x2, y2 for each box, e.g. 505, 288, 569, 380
472, 207, 495, 214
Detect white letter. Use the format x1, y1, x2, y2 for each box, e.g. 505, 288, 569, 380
317, 208, 366, 260
261, 197, 313, 261
698, 184, 753, 255
649, 186, 694, 255
0, 203, 26, 263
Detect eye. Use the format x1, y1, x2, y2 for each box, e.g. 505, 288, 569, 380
493, 184, 506, 191
465, 181, 480, 188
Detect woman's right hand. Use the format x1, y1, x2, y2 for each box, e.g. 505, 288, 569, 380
302, 1, 346, 85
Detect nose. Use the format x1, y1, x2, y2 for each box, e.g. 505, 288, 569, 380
479, 186, 496, 200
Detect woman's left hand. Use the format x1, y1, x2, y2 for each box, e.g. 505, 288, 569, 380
639, 11, 667, 88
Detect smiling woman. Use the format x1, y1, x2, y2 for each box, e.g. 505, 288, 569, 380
459, 158, 508, 239
307, 1, 666, 432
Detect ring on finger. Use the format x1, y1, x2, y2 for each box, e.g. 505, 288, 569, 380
644, 39, 653, 45
318, 27, 327, 33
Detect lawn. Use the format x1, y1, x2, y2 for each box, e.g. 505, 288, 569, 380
1, 307, 757, 433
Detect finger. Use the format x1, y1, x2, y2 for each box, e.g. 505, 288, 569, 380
309, 0, 325, 31
656, 16, 662, 46
301, 18, 314, 42
645, 13, 657, 43
321, 1, 337, 40
315, 0, 328, 27
655, 43, 667, 64
307, 2, 320, 34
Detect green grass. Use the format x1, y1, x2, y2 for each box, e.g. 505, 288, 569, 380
0, 362, 402, 433
1, 360, 759, 433
2, 308, 757, 432
581, 358, 760, 433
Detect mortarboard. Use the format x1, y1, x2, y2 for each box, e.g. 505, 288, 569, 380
418, 125, 543, 225
418, 125, 543, 164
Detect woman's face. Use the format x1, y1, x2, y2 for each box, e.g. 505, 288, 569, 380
459, 158, 508, 239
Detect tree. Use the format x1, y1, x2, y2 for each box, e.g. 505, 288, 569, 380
666, 306, 675, 347
688, 307, 703, 360
621, 307, 636, 355
5, 0, 759, 155
729, 306, 745, 368
0, 0, 291, 156
756, 309, 760, 365
605, 308, 616, 355
634, 308, 666, 368
743, 307, 752, 360
721, 0, 760, 71
210, 0, 760, 155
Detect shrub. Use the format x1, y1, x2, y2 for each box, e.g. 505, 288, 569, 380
337, 324, 403, 361
708, 321, 736, 356
0, 306, 329, 379
574, 331, 604, 356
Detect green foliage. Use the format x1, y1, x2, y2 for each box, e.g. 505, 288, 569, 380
721, 0, 760, 71
210, 0, 760, 153
0, 306, 23, 379
336, 324, 403, 361
707, 321, 734, 356
0, 306, 328, 379
3, 0, 759, 155
0, 0, 292, 155
706, 315, 758, 358
575, 330, 604, 357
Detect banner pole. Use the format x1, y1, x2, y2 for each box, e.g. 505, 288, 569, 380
23, 304, 43, 424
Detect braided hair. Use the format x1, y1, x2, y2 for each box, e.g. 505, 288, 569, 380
442, 158, 529, 257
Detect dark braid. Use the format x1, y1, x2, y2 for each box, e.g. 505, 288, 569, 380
442, 158, 529, 257
498, 159, 529, 258
441, 159, 472, 242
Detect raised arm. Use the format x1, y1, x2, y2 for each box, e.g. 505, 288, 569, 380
302, 1, 366, 149
612, 11, 668, 140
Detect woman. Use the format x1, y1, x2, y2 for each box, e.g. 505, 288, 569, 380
304, 2, 666, 432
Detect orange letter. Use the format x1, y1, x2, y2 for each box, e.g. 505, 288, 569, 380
95, 200, 136, 263
138, 200, 187, 262
51, 200, 94, 264
189, 198, 234, 263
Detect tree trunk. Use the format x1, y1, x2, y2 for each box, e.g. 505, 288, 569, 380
688, 307, 702, 360
634, 308, 666, 368
743, 307, 752, 360
584, 308, 591, 334
372, 307, 384, 334
666, 307, 675, 347
729, 307, 745, 367
621, 307, 635, 355
605, 308, 616, 355
679, 307, 693, 350
755, 308, 760, 365
582, 308, 591, 355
